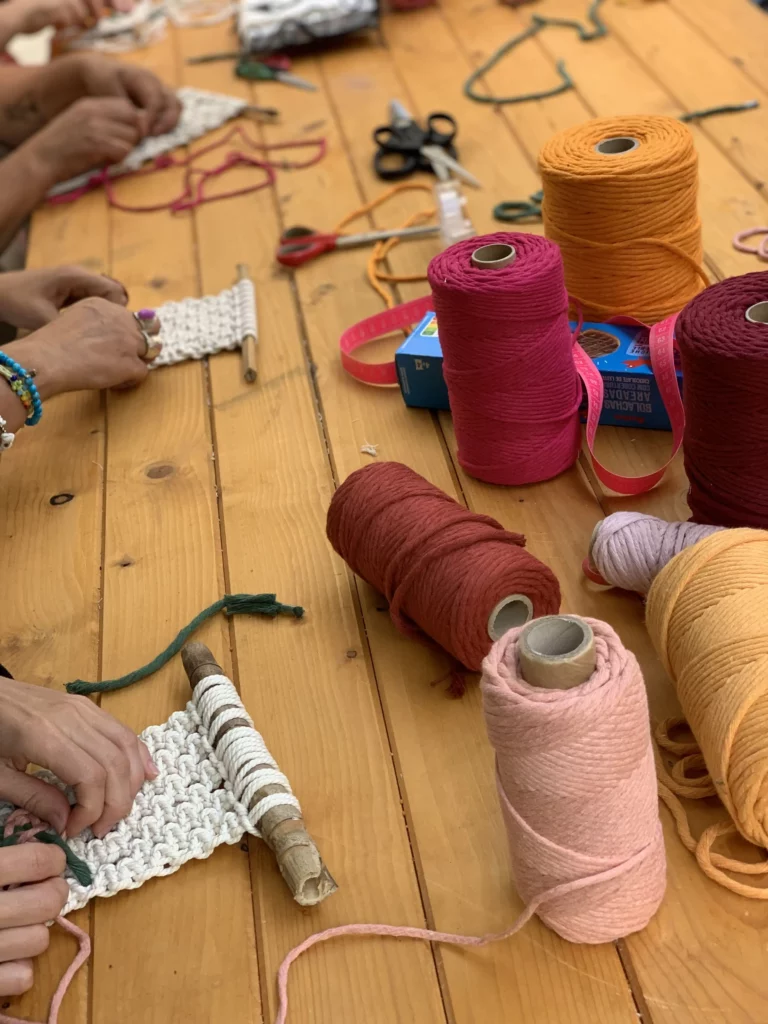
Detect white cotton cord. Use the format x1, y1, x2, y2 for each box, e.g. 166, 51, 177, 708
167, 0, 237, 26
235, 276, 258, 339
194, 674, 302, 827
150, 279, 257, 368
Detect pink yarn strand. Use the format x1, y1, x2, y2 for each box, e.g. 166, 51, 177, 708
0, 917, 91, 1024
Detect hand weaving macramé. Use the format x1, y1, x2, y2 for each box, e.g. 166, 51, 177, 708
149, 276, 256, 367
0, 645, 335, 1024
49, 88, 248, 198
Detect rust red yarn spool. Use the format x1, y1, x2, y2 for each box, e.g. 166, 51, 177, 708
326, 461, 561, 672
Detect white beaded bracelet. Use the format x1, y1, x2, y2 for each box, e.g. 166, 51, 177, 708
0, 414, 14, 451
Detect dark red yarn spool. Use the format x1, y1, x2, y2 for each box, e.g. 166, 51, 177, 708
677, 271, 768, 528
326, 461, 561, 672
427, 231, 582, 486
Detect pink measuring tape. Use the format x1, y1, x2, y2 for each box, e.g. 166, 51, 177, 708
339, 299, 682, 496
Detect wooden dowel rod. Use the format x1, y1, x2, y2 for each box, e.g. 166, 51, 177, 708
181, 642, 337, 907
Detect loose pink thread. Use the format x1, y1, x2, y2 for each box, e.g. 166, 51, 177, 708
273, 619, 666, 1023
0, 811, 90, 1024
48, 124, 327, 214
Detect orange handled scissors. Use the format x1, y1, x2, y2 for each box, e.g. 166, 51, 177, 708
276, 223, 440, 268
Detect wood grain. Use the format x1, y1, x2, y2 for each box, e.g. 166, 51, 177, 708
0, 193, 107, 1024
178, 22, 448, 1024
14, 4, 768, 1023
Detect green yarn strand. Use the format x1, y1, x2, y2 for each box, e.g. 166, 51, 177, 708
463, 0, 605, 106
0, 824, 93, 887
35, 831, 94, 887
66, 593, 304, 697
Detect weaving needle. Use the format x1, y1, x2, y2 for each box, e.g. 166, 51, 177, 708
236, 263, 258, 384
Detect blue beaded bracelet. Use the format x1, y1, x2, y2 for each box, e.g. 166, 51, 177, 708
0, 351, 42, 426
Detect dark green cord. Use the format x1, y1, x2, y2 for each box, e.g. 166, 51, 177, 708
680, 100, 759, 122
0, 823, 93, 887
463, 0, 606, 106
66, 593, 304, 696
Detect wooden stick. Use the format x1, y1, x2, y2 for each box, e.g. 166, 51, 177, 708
181, 641, 338, 907
236, 263, 258, 384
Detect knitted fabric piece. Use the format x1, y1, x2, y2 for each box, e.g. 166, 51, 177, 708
0, 674, 300, 915
151, 278, 256, 367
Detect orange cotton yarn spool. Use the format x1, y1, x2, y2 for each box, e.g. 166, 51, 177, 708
539, 115, 709, 322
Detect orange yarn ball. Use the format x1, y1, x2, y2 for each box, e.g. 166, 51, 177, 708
539, 115, 709, 323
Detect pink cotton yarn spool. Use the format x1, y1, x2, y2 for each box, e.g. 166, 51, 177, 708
587, 511, 724, 593
272, 619, 666, 1024
482, 617, 666, 943
427, 232, 582, 486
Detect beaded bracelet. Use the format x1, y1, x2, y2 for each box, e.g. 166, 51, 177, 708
0, 351, 42, 426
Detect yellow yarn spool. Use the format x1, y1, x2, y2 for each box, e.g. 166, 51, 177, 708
647, 529, 768, 896
539, 115, 709, 322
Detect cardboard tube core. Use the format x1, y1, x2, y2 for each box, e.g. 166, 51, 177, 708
487, 594, 534, 641
595, 136, 640, 155
518, 615, 596, 690
471, 242, 516, 269
745, 301, 768, 324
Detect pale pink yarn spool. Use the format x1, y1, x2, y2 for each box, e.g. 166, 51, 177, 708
272, 619, 665, 1023
483, 617, 666, 943
588, 511, 723, 594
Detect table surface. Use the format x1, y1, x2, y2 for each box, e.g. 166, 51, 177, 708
3, 1, 768, 1021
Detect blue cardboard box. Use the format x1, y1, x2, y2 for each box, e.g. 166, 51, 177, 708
395, 313, 682, 431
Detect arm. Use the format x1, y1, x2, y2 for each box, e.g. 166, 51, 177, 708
0, 145, 52, 257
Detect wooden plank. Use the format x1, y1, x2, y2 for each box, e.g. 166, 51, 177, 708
258, 16, 642, 1024
0, 196, 108, 1024
425, 2, 768, 1021
667, 0, 768, 98
177, 23, 449, 1024
87, 34, 261, 1024
387, 6, 768, 1024
597, 0, 768, 193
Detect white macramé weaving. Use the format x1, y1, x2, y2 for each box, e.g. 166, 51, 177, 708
0, 674, 300, 915
150, 277, 257, 367
50, 88, 248, 197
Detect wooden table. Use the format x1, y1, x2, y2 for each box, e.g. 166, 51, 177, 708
2, 1, 768, 1021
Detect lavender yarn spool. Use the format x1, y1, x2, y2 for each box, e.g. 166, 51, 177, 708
588, 512, 723, 594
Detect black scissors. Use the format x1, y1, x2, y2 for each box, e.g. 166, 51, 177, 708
373, 100, 473, 183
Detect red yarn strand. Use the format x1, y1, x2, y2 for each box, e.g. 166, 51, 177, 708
48, 124, 327, 214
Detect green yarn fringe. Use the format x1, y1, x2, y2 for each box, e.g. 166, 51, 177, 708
66, 594, 304, 697
0, 822, 93, 886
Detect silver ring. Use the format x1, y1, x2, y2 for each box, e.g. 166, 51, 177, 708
133, 311, 161, 362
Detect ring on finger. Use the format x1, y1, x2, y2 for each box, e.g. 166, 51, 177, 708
133, 311, 162, 362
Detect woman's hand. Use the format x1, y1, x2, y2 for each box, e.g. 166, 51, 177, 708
0, 267, 128, 331
0, 844, 67, 996
4, 296, 160, 401
0, 678, 157, 839
21, 96, 148, 189
78, 58, 181, 136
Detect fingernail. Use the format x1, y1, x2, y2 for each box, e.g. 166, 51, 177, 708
138, 308, 156, 320
147, 760, 159, 779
